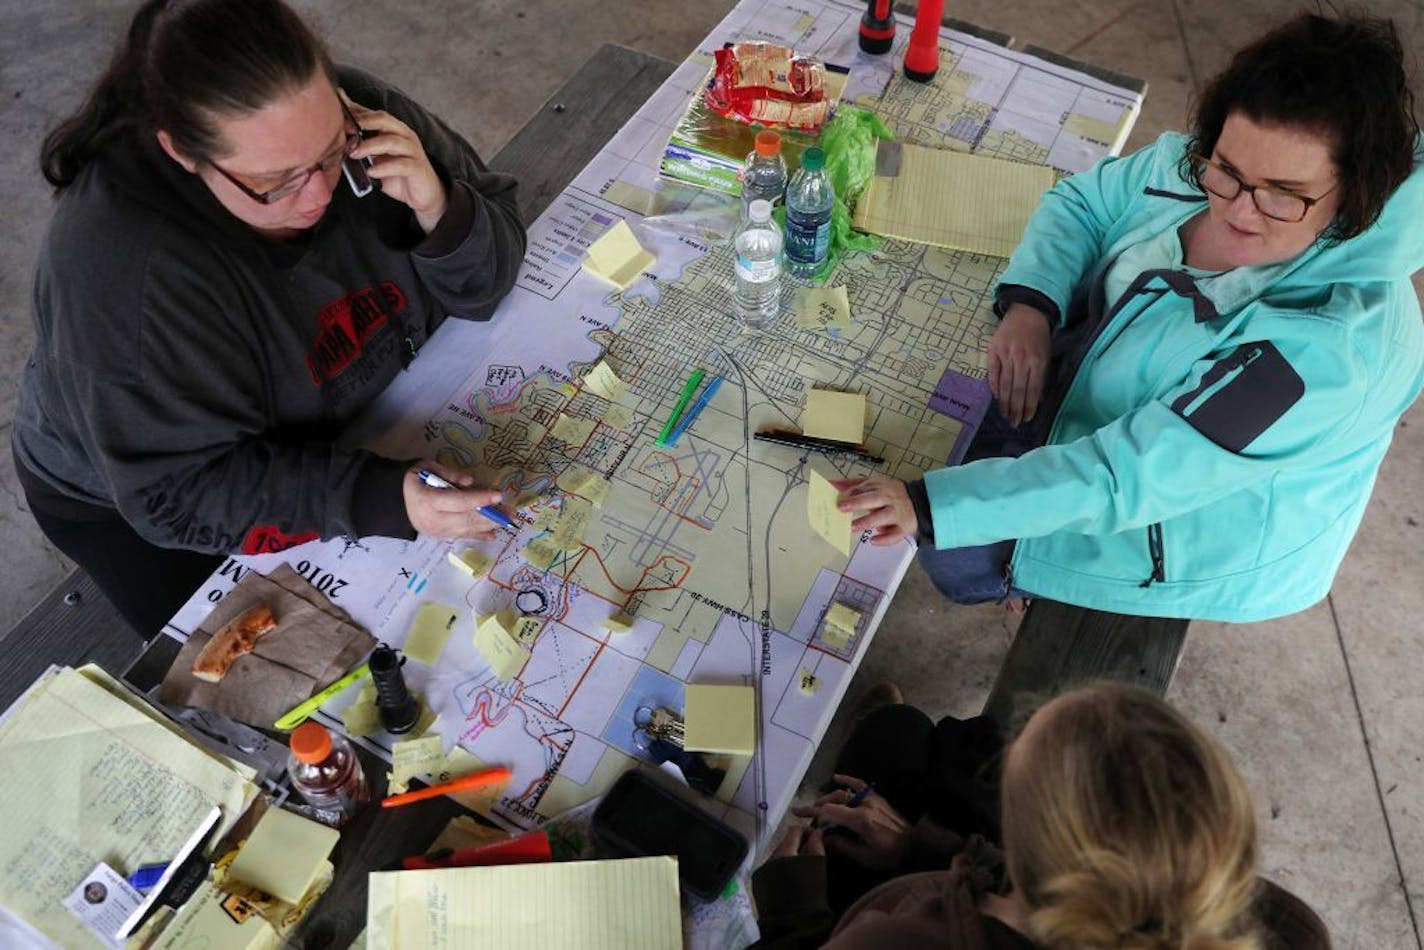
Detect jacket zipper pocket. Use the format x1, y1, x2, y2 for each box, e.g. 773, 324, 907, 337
1139, 522, 1166, 588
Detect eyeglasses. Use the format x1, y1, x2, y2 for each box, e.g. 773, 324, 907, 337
208, 100, 364, 205
1192, 153, 1336, 224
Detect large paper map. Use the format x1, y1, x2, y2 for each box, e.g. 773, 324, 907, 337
166, 0, 1140, 853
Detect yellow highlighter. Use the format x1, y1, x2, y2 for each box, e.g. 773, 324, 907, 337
273, 662, 372, 731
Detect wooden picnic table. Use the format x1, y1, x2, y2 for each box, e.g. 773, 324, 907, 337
2, 36, 1181, 948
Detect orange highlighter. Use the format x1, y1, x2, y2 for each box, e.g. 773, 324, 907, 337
381, 766, 512, 808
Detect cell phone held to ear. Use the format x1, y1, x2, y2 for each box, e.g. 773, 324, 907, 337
342, 153, 375, 198
591, 769, 749, 902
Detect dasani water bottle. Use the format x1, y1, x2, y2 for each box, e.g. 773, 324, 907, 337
784, 146, 834, 278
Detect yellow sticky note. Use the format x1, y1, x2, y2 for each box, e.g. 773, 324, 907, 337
437, 746, 503, 815
447, 548, 493, 579
583, 219, 655, 289
405, 602, 459, 665
602, 611, 635, 634
807, 469, 853, 556
798, 669, 820, 695
521, 536, 561, 570
802, 389, 866, 444
824, 602, 861, 635
473, 611, 528, 680
551, 497, 595, 552
582, 360, 627, 401
683, 684, 756, 755
149, 879, 277, 950
556, 462, 612, 507
389, 735, 445, 794
342, 691, 381, 738
512, 615, 543, 647
601, 403, 637, 431
1064, 112, 1126, 146
551, 413, 597, 445
228, 807, 338, 904
796, 285, 852, 331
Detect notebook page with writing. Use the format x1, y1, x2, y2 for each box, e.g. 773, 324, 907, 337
853, 141, 1058, 258
0, 667, 254, 947
368, 856, 682, 949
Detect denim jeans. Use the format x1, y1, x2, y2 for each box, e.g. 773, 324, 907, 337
916, 401, 1047, 605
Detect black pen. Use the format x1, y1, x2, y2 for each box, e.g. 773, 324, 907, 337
754, 428, 886, 465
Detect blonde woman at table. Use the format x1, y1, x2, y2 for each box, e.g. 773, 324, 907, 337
11, 0, 526, 634
837, 13, 1423, 622
750, 682, 1329, 949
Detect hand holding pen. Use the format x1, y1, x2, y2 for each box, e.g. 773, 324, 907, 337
402, 462, 511, 540
792, 774, 909, 870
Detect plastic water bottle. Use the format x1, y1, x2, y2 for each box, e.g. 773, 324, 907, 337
741, 130, 788, 220
733, 199, 783, 330
784, 146, 835, 278
287, 721, 370, 827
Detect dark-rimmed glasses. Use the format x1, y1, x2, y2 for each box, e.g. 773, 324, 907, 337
1191, 153, 1337, 224
208, 100, 364, 205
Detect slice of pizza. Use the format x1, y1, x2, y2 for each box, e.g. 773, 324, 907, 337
192, 603, 278, 683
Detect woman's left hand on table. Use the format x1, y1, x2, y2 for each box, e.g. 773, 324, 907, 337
341, 90, 448, 233
834, 476, 917, 545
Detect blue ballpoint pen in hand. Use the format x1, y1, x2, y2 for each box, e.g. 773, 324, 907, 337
416, 468, 515, 530
813, 781, 876, 831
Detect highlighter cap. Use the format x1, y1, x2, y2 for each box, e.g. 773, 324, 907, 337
290, 721, 332, 764
754, 130, 782, 157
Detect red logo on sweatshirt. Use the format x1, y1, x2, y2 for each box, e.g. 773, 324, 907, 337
306, 280, 409, 385
241, 525, 320, 555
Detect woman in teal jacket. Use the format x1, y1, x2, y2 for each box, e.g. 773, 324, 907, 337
841, 14, 1424, 622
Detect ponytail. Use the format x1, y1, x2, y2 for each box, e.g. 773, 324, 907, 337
40, 0, 334, 190
40, 0, 167, 188
1001, 684, 1264, 950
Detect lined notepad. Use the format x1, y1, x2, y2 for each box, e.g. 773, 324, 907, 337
853, 141, 1058, 257
367, 856, 682, 948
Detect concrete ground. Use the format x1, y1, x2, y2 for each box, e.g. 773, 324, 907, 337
2, 0, 1421, 944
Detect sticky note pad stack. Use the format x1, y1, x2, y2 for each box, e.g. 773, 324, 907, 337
582, 220, 655, 290
228, 807, 339, 904
682, 684, 756, 755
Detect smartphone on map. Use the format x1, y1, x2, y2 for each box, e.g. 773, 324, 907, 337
591, 769, 749, 901
342, 153, 375, 198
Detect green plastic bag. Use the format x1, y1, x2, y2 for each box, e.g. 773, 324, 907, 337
776, 105, 895, 281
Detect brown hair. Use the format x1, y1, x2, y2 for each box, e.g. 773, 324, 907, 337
41, 0, 334, 189
1182, 12, 1418, 241
1002, 684, 1262, 950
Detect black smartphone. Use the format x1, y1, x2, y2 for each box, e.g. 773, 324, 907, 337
591, 769, 749, 901
342, 154, 375, 198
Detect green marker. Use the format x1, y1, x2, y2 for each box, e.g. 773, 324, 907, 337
657, 369, 705, 445
273, 661, 371, 730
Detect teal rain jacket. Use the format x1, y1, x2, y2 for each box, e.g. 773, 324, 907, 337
924, 132, 1424, 621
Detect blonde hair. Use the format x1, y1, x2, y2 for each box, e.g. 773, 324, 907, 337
1001, 683, 1262, 950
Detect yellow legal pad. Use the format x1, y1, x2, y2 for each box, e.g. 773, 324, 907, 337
853, 141, 1058, 258
583, 220, 656, 290
228, 807, 339, 904
367, 856, 682, 949
682, 684, 756, 755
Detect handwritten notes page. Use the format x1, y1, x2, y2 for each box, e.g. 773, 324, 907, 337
853, 140, 1058, 257
367, 856, 682, 949
0, 666, 256, 947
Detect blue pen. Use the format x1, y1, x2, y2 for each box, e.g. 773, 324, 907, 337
127, 862, 170, 892
665, 376, 723, 446
416, 469, 516, 530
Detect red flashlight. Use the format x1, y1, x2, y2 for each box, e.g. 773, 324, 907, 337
903, 0, 944, 82
859, 0, 895, 54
